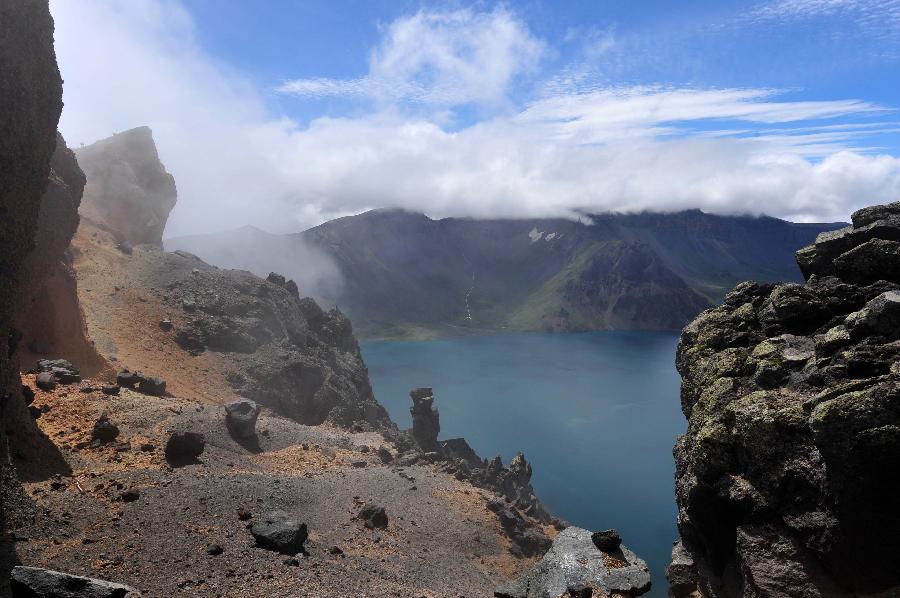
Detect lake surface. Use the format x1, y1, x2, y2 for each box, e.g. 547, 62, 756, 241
362, 331, 685, 596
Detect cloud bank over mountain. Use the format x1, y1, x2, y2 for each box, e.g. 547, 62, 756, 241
52, 1, 900, 237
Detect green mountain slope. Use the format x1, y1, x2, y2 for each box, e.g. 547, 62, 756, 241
167, 209, 844, 338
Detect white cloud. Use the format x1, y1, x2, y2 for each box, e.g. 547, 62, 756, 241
52, 0, 900, 250
277, 8, 545, 107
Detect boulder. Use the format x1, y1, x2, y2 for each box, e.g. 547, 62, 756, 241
91, 414, 119, 444
224, 398, 260, 438
359, 504, 388, 529
494, 527, 651, 597
115, 369, 142, 388
250, 511, 308, 554
591, 529, 622, 552
36, 358, 80, 383
136, 376, 166, 396
164, 431, 205, 464
35, 371, 56, 391
10, 566, 137, 597
377, 445, 393, 463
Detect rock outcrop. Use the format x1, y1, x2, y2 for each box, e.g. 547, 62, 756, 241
13, 133, 106, 376
76, 127, 176, 247
670, 201, 900, 597
409, 387, 440, 451
0, 1, 63, 592
495, 527, 651, 597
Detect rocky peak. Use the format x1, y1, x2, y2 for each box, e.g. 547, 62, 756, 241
669, 201, 900, 597
76, 126, 176, 246
409, 387, 440, 452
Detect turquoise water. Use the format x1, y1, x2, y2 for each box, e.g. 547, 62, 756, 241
361, 331, 684, 596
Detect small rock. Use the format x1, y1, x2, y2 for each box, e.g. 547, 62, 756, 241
328, 545, 343, 555
159, 319, 173, 331
224, 398, 260, 438
591, 528, 623, 552
164, 431, 205, 464
359, 504, 388, 529
351, 461, 367, 468
120, 489, 140, 502
377, 446, 393, 463
137, 376, 166, 396
116, 369, 143, 388
101, 385, 120, 396
250, 511, 308, 554
206, 544, 223, 556
237, 508, 252, 521
91, 414, 120, 444
36, 372, 56, 391
139, 443, 155, 452
117, 241, 133, 254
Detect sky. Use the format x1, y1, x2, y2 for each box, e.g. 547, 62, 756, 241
50, 0, 900, 238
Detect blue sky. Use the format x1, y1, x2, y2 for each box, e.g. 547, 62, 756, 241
51, 0, 900, 236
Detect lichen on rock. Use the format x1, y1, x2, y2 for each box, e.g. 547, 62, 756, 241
669, 201, 900, 597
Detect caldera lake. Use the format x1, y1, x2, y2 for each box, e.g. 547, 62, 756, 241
361, 331, 685, 596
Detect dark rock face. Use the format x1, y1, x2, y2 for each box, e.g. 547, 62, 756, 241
148, 259, 392, 431
358, 504, 388, 529
495, 527, 651, 597
1, 3, 64, 593
671, 201, 900, 597
495, 504, 551, 557
76, 127, 176, 247
10, 566, 136, 598
250, 511, 308, 554
409, 387, 440, 452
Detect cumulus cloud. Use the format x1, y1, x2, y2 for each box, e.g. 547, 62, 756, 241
52, 0, 900, 248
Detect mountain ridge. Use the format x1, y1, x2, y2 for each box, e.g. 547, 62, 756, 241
168, 208, 845, 339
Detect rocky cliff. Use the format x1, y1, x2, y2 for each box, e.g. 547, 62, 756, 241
0, 0, 64, 591
76, 127, 176, 247
669, 201, 900, 596
14, 133, 108, 376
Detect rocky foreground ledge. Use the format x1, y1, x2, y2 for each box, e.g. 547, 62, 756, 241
669, 202, 900, 596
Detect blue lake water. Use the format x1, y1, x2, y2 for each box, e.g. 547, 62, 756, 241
361, 331, 685, 596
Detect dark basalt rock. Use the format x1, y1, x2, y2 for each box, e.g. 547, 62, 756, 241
225, 398, 260, 438
409, 387, 440, 452
10, 566, 137, 597
136, 376, 166, 397
250, 511, 308, 554
91, 414, 119, 444
670, 201, 900, 597
164, 431, 205, 465
359, 504, 388, 529
591, 529, 622, 552
35, 372, 56, 391
36, 358, 80, 383
495, 505, 551, 557
495, 527, 651, 597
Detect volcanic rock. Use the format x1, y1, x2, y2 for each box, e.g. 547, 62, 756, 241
164, 431, 205, 464
91, 414, 119, 444
136, 375, 166, 396
250, 511, 308, 554
224, 398, 260, 438
409, 387, 440, 452
35, 372, 56, 391
10, 566, 137, 598
359, 504, 388, 529
494, 527, 651, 597
671, 200, 900, 597
591, 529, 622, 552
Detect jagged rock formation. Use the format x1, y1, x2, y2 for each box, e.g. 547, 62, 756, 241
11, 566, 138, 597
409, 387, 440, 451
14, 133, 108, 375
670, 201, 900, 597
76, 127, 176, 247
0, 1, 63, 592
495, 527, 651, 597
168, 209, 842, 338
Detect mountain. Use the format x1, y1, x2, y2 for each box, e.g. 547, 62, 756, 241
168, 209, 844, 338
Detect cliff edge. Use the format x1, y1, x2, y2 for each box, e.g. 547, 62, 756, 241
669, 201, 900, 597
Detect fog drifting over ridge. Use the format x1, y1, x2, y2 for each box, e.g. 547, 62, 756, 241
52, 1, 900, 241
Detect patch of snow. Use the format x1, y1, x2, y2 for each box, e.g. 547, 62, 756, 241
545, 232, 557, 241
529, 227, 544, 243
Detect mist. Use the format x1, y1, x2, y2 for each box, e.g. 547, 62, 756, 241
164, 226, 344, 307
